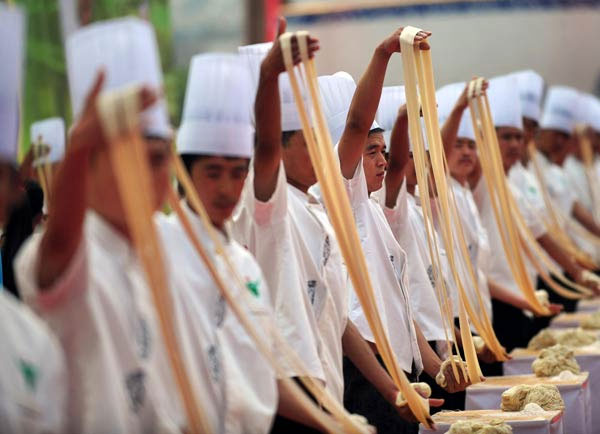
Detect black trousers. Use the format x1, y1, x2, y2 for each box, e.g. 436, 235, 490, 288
491, 298, 535, 353
270, 377, 322, 433
343, 355, 419, 434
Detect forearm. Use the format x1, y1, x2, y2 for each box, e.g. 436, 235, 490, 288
572, 201, 600, 237
537, 233, 582, 279
385, 107, 409, 208
415, 321, 442, 378
342, 321, 398, 403
253, 66, 283, 201
339, 46, 391, 179
38, 146, 91, 289
441, 104, 467, 156
488, 278, 532, 311
276, 379, 325, 430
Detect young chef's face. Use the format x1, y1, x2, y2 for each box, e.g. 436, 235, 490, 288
362, 131, 387, 193
448, 138, 477, 181
496, 126, 524, 172
537, 129, 571, 166
282, 131, 317, 191
89, 137, 172, 229
189, 156, 249, 229
522, 117, 539, 146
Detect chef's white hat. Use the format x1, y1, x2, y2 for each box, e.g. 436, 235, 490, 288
436, 81, 475, 141
30, 117, 66, 165
574, 93, 600, 133
238, 41, 309, 133
177, 53, 254, 159
488, 75, 523, 130
376, 85, 405, 149
581, 95, 600, 133
65, 17, 171, 139
540, 86, 580, 134
238, 42, 271, 99
511, 70, 545, 123
0, 4, 25, 164
318, 71, 380, 145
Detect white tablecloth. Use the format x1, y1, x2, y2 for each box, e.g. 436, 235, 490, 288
505, 349, 600, 428
418, 409, 564, 434
577, 298, 600, 313
465, 374, 590, 434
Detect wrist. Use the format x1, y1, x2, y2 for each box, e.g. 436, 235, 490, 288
259, 62, 281, 81
375, 44, 393, 60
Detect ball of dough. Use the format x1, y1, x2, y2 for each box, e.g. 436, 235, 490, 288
581, 312, 600, 330
395, 382, 432, 407
532, 344, 580, 377
501, 384, 564, 412
527, 329, 557, 350
535, 290, 550, 307
556, 328, 596, 347
436, 355, 468, 388
472, 336, 486, 353
446, 419, 513, 434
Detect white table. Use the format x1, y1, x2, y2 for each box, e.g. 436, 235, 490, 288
550, 312, 594, 329
419, 409, 563, 434
505, 347, 600, 429
465, 374, 590, 434
577, 298, 600, 313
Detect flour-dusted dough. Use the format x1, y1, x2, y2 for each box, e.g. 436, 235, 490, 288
581, 311, 600, 329
501, 384, 564, 412
436, 355, 469, 388
446, 419, 513, 434
532, 344, 580, 377
528, 328, 597, 350
395, 382, 432, 407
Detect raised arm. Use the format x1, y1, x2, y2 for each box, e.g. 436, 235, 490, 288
338, 28, 430, 180
253, 17, 319, 201
384, 104, 410, 208
572, 201, 600, 237
37, 72, 156, 289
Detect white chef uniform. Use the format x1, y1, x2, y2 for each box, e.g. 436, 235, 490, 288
0, 7, 66, 432
16, 212, 184, 433
235, 42, 326, 384
0, 290, 67, 434
14, 17, 188, 433
378, 180, 450, 345
158, 205, 278, 434
334, 150, 422, 374
473, 75, 546, 297
170, 52, 279, 432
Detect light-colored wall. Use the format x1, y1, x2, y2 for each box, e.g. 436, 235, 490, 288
287, 3, 600, 94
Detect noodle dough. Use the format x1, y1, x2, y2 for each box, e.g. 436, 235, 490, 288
532, 344, 580, 377
528, 328, 596, 350
436, 356, 469, 388
581, 312, 600, 330
501, 384, 564, 412
446, 419, 512, 434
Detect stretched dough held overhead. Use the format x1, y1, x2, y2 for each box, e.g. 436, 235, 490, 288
446, 419, 512, 434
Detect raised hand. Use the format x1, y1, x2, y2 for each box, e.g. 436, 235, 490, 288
261, 16, 320, 79
379, 27, 431, 55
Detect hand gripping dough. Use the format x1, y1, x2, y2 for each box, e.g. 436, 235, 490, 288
436, 356, 469, 388
501, 384, 564, 412
395, 382, 432, 407
446, 419, 513, 434
532, 344, 580, 377
535, 290, 550, 307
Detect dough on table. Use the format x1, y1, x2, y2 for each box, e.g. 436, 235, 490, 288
446, 419, 512, 434
500, 384, 564, 412
531, 344, 580, 377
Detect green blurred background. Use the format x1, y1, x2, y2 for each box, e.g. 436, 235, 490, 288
11, 0, 186, 158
